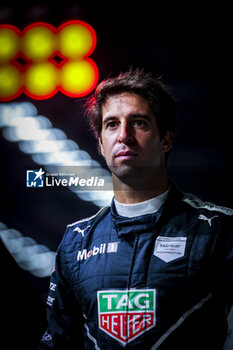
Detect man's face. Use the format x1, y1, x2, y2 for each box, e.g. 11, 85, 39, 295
99, 92, 172, 182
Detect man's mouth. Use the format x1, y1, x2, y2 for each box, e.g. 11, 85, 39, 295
115, 150, 138, 159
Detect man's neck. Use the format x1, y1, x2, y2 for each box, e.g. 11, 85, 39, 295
113, 173, 169, 204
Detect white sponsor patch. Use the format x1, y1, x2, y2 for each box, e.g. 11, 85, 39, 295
153, 236, 187, 262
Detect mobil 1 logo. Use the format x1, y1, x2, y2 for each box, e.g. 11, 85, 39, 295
97, 289, 156, 345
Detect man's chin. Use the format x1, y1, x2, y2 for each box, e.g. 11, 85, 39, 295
110, 164, 146, 181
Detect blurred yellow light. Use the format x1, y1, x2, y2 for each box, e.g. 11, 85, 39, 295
25, 62, 57, 98
0, 65, 21, 98
60, 60, 97, 96
59, 23, 95, 58
0, 28, 19, 62
0, 21, 98, 100
22, 25, 56, 61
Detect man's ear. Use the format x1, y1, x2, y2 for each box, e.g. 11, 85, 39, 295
98, 137, 105, 157
161, 131, 174, 153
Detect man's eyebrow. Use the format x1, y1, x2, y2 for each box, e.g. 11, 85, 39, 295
130, 113, 152, 120
103, 115, 117, 122
103, 113, 152, 124
102, 116, 118, 125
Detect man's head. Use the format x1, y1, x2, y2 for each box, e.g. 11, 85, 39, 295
85, 69, 176, 143
85, 69, 176, 188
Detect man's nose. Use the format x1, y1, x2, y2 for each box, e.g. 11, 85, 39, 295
117, 122, 134, 144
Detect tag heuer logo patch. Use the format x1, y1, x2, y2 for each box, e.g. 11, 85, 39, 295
97, 289, 156, 345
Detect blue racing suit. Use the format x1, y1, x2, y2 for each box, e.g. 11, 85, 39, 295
39, 181, 233, 349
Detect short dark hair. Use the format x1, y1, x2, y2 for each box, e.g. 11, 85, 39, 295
85, 68, 176, 139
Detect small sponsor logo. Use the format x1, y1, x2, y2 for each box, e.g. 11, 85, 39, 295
198, 214, 218, 227
26, 168, 45, 187
47, 296, 55, 307
153, 236, 187, 263
42, 330, 52, 342
97, 289, 156, 345
77, 242, 119, 261
73, 225, 91, 237
49, 282, 56, 292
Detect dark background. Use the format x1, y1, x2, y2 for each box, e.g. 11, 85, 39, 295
0, 1, 232, 348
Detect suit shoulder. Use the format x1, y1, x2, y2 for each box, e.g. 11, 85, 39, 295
58, 206, 110, 259
66, 205, 110, 237
182, 192, 233, 217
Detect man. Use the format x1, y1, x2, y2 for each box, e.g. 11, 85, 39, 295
39, 69, 233, 349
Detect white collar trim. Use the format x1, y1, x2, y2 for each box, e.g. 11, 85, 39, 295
114, 187, 170, 218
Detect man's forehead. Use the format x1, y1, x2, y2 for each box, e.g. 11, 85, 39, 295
102, 92, 152, 115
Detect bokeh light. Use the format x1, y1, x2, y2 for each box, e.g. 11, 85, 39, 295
58, 20, 96, 58
24, 62, 58, 98
22, 23, 56, 61
0, 21, 98, 100
60, 59, 98, 97
0, 25, 20, 62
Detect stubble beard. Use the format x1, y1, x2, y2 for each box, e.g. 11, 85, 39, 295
109, 162, 164, 191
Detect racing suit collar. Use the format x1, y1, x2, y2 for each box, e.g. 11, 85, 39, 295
114, 187, 170, 218
111, 203, 163, 237
110, 178, 183, 237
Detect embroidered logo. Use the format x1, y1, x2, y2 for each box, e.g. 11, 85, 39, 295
153, 236, 187, 263
198, 214, 218, 227
73, 225, 91, 237
97, 289, 156, 345
77, 242, 119, 261
42, 330, 52, 341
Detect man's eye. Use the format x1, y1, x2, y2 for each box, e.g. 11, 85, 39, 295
107, 121, 117, 129
133, 120, 145, 127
